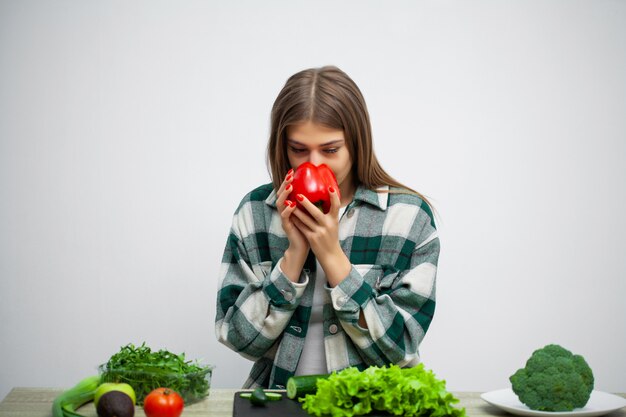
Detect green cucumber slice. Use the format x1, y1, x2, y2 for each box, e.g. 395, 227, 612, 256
239, 391, 282, 401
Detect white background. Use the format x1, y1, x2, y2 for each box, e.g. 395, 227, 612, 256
1, 0, 625, 401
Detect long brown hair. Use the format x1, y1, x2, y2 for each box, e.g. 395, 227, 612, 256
266, 65, 432, 209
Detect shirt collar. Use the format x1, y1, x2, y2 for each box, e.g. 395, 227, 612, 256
353, 185, 389, 210
265, 184, 389, 211
265, 188, 279, 208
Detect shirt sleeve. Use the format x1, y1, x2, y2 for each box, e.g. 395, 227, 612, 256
329, 224, 439, 368
215, 212, 308, 361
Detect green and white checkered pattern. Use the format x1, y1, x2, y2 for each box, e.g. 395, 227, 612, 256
215, 183, 439, 389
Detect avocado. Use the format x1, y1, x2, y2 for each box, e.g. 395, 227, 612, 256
96, 390, 135, 417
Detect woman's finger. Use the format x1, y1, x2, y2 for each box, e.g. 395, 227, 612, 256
276, 170, 294, 210
292, 208, 317, 232
295, 193, 325, 223
276, 184, 293, 210
328, 186, 340, 217
278, 169, 294, 194
281, 199, 296, 219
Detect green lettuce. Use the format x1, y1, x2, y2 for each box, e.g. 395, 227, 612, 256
300, 364, 466, 417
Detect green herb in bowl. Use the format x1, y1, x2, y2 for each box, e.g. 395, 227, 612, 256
99, 342, 213, 405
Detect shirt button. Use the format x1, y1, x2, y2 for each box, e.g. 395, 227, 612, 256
329, 324, 338, 334
335, 297, 343, 307
346, 208, 355, 218
282, 290, 293, 301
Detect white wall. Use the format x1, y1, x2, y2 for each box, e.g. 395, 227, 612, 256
1, 0, 625, 401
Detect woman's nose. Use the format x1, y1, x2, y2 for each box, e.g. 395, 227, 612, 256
309, 151, 323, 166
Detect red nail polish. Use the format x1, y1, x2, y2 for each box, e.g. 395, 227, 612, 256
290, 201, 297, 208
286, 184, 292, 192
284, 200, 291, 207
287, 168, 294, 175
328, 186, 335, 193
296, 194, 304, 201
286, 175, 292, 182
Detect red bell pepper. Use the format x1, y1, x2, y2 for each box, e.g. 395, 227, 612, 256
288, 162, 340, 214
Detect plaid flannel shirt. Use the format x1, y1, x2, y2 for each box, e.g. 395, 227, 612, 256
215, 183, 439, 389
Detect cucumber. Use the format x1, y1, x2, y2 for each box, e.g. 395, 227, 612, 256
250, 388, 268, 406
239, 391, 282, 401
286, 374, 330, 399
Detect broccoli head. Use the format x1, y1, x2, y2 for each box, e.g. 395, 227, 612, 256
509, 344, 594, 411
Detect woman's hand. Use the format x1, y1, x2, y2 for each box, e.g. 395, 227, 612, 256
291, 186, 351, 286
276, 169, 309, 281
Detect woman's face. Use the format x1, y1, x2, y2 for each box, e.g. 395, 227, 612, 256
285, 120, 354, 197
287, 121, 352, 188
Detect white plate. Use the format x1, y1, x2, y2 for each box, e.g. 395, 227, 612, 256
481, 389, 626, 417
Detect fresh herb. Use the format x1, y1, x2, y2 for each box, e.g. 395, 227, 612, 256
300, 364, 466, 417
99, 343, 211, 405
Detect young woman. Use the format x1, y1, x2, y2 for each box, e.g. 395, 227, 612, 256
215, 66, 439, 389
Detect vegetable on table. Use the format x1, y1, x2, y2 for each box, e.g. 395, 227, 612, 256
249, 387, 269, 406
239, 390, 283, 404
510, 343, 594, 411
286, 374, 329, 399
99, 342, 211, 405
289, 162, 340, 214
52, 375, 101, 417
292, 364, 466, 417
143, 388, 184, 417
96, 391, 135, 417
94, 382, 136, 407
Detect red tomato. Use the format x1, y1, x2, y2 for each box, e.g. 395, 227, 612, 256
143, 388, 184, 417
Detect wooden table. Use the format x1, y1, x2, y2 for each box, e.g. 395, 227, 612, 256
1, 388, 624, 417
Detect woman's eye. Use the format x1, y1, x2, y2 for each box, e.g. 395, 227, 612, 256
289, 147, 306, 154
324, 148, 338, 154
